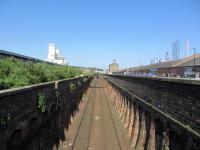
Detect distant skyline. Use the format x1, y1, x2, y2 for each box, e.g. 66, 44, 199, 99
0, 0, 199, 69
172, 41, 180, 60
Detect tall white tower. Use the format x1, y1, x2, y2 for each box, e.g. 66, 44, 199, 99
55, 49, 60, 59
172, 41, 180, 60
47, 43, 67, 65
48, 43, 56, 60
185, 40, 190, 57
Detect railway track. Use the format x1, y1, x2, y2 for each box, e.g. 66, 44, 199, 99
71, 78, 97, 150
101, 88, 122, 150
68, 77, 129, 150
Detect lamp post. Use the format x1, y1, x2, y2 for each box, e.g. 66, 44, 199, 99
190, 48, 196, 78
156, 58, 160, 77
127, 67, 129, 75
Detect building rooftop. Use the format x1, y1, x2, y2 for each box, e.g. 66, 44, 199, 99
115, 54, 200, 73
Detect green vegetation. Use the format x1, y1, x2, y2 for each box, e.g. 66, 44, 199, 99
0, 57, 83, 90
55, 91, 60, 99
82, 94, 87, 101
0, 116, 6, 127
37, 93, 46, 113
70, 83, 76, 91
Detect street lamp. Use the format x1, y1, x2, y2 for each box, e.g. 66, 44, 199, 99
136, 66, 138, 76
127, 67, 129, 75
190, 48, 196, 78
156, 58, 161, 77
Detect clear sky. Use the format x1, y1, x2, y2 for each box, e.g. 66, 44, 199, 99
0, 0, 199, 69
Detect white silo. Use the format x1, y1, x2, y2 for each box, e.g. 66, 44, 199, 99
48, 43, 56, 60
55, 49, 60, 59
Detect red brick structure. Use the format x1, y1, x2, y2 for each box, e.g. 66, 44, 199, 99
115, 54, 200, 78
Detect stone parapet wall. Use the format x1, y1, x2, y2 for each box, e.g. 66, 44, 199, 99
0, 76, 93, 150
105, 75, 200, 134
105, 75, 200, 150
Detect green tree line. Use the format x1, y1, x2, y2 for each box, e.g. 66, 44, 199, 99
0, 57, 83, 90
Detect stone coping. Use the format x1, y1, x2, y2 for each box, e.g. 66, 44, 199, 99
0, 76, 91, 97
106, 78, 200, 139
0, 82, 55, 98
107, 75, 200, 85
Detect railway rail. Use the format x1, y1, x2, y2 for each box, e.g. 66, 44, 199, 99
65, 77, 129, 150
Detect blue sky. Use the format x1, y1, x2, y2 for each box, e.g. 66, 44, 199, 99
0, 0, 199, 69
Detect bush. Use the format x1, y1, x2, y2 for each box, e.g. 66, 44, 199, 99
0, 57, 83, 90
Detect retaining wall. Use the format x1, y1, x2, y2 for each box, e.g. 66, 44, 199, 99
0, 76, 93, 150
105, 75, 200, 150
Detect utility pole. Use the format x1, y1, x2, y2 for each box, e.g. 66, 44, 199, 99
157, 58, 159, 77
190, 48, 196, 78
157, 58, 161, 77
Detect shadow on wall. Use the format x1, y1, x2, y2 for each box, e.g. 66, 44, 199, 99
104, 76, 200, 150
0, 77, 93, 150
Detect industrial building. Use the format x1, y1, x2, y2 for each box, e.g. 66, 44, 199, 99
47, 43, 67, 65
109, 59, 119, 73
114, 54, 200, 78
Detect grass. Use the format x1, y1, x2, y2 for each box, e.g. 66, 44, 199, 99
37, 93, 46, 113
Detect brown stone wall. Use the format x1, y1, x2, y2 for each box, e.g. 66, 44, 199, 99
0, 76, 93, 150
105, 75, 200, 150
158, 68, 169, 77
168, 67, 184, 77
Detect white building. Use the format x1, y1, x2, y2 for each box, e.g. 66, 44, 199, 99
172, 41, 180, 60
47, 43, 67, 65
185, 40, 190, 57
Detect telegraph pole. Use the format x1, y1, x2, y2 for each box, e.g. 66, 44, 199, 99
190, 48, 196, 78
157, 58, 159, 77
